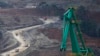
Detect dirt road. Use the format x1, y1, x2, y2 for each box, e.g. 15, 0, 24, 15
0, 18, 58, 56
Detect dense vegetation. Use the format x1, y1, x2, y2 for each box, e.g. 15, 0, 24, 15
76, 6, 99, 37
0, 1, 13, 8
37, 2, 65, 16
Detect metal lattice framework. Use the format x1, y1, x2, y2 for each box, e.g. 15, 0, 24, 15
60, 7, 94, 56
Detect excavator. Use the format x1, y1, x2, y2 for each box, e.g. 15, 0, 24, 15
60, 7, 94, 56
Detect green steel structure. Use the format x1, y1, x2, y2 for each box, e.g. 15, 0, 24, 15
60, 7, 94, 56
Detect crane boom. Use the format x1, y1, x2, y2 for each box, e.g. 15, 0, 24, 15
60, 7, 94, 56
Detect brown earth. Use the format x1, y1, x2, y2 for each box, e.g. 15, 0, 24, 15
0, 8, 61, 16
0, 8, 100, 56
39, 28, 100, 47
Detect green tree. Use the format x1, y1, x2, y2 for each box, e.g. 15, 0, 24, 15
76, 5, 88, 20
76, 5, 97, 37
0, 31, 3, 39
37, 2, 49, 9
0, 2, 13, 8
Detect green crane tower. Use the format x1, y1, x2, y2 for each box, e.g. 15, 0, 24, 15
60, 7, 94, 56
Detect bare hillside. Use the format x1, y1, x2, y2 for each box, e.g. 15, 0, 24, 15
0, 0, 100, 11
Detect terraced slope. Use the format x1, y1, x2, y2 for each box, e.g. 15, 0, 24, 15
0, 32, 19, 53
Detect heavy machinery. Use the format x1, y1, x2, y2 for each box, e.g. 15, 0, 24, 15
60, 7, 94, 56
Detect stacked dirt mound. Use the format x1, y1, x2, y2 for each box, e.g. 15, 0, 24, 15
16, 23, 60, 56
0, 15, 43, 31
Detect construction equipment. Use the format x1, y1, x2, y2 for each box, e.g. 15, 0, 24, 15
60, 7, 94, 56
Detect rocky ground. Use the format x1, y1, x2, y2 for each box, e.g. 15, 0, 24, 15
0, 32, 19, 53
0, 15, 100, 56
0, 15, 43, 55
0, 4, 99, 56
